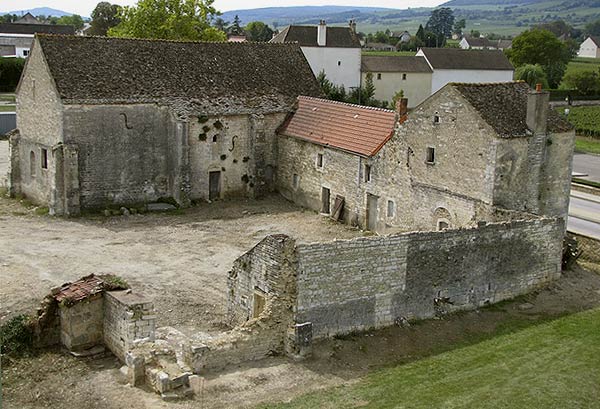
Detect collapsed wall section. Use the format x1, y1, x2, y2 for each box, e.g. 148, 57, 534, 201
295, 216, 564, 339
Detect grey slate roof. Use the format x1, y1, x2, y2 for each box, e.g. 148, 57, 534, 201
452, 82, 572, 137
36, 35, 322, 115
463, 36, 493, 48
589, 36, 600, 47
361, 56, 432, 73
419, 48, 514, 71
270, 25, 361, 48
0, 23, 75, 35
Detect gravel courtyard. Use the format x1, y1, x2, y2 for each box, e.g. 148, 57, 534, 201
0, 193, 363, 333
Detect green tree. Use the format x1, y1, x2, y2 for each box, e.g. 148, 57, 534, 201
562, 70, 600, 95
415, 24, 425, 42
391, 89, 404, 108
507, 29, 570, 88
229, 14, 243, 35
514, 64, 549, 89
108, 0, 226, 41
0, 57, 26, 92
363, 72, 376, 103
426, 7, 455, 39
316, 70, 346, 102
90, 2, 122, 36
245, 21, 273, 42
453, 18, 466, 36
213, 17, 228, 32
56, 14, 85, 30
585, 19, 600, 36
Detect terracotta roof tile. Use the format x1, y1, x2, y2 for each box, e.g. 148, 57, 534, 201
54, 274, 104, 304
279, 96, 397, 157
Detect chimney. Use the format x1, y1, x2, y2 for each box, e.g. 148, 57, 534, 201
526, 83, 549, 135
396, 98, 408, 122
317, 20, 327, 47
349, 19, 356, 34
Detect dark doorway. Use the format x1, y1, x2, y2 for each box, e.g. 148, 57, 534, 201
209, 171, 221, 201
321, 187, 330, 214
367, 193, 378, 231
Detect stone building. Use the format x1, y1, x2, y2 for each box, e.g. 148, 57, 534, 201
9, 34, 321, 215
361, 55, 433, 107
271, 20, 361, 91
278, 82, 574, 233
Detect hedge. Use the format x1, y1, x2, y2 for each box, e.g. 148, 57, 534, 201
0, 57, 25, 92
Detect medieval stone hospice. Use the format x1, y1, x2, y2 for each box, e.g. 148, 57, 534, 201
7, 34, 575, 399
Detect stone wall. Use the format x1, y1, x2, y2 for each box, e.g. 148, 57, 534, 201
188, 112, 285, 201
59, 295, 104, 351
294, 216, 564, 339
62, 104, 176, 210
103, 291, 155, 361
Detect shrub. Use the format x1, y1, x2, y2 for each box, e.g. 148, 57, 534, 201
0, 57, 25, 92
0, 314, 33, 358
515, 64, 549, 89
562, 70, 600, 95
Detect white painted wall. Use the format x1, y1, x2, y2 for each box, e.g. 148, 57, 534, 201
301, 46, 361, 90
363, 71, 432, 107
430, 69, 514, 93
577, 37, 600, 59
15, 47, 30, 58
459, 38, 469, 49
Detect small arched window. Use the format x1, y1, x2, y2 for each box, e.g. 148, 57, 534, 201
30, 150, 36, 178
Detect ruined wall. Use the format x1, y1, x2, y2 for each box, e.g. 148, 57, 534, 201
59, 295, 104, 351
188, 112, 285, 201
192, 235, 298, 372
104, 291, 155, 361
62, 104, 175, 210
295, 216, 563, 339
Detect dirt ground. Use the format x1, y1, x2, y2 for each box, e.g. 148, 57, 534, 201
0, 193, 363, 333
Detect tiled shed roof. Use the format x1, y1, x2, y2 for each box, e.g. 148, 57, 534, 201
54, 274, 105, 304
453, 82, 573, 137
419, 47, 514, 70
589, 36, 600, 47
271, 25, 361, 48
278, 96, 397, 157
361, 55, 432, 73
463, 36, 493, 48
35, 35, 322, 114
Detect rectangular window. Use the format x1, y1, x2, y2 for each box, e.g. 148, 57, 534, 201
364, 164, 372, 182
292, 173, 299, 189
23, 49, 29, 57
387, 200, 395, 217
41, 148, 48, 169
316, 153, 324, 168
426, 147, 435, 164
402, 73, 407, 80
377, 73, 382, 80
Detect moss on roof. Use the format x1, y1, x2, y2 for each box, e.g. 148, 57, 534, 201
36, 35, 322, 115
453, 82, 573, 137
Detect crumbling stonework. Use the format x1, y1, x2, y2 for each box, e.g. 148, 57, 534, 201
59, 295, 104, 351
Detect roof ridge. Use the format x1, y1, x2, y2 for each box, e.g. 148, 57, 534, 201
36, 33, 299, 46
298, 95, 396, 113
450, 80, 526, 87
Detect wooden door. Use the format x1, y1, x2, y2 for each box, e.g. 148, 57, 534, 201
209, 171, 221, 201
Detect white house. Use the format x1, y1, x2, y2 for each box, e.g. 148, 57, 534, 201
0, 21, 75, 57
577, 36, 600, 59
459, 36, 495, 50
361, 55, 432, 107
417, 48, 514, 93
271, 20, 361, 90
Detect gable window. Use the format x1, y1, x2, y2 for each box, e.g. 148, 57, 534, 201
433, 113, 440, 124
41, 148, 48, 169
337, 61, 341, 66
437, 219, 449, 230
387, 200, 395, 218
402, 73, 407, 80
23, 49, 29, 57
292, 173, 299, 189
364, 164, 372, 182
377, 73, 382, 80
426, 147, 435, 164
316, 153, 324, 169
212, 135, 218, 142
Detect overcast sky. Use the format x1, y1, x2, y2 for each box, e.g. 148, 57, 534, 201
1, 1, 443, 17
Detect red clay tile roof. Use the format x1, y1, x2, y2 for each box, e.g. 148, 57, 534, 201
54, 274, 104, 304
279, 96, 397, 157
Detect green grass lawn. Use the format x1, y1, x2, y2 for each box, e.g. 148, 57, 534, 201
561, 58, 600, 89
575, 136, 600, 155
0, 93, 16, 103
0, 105, 15, 112
265, 308, 600, 409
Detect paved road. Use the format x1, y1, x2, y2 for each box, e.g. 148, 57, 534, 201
573, 153, 600, 184
568, 190, 600, 240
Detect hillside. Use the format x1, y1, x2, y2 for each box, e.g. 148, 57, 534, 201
0, 7, 74, 17
223, 1, 600, 35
